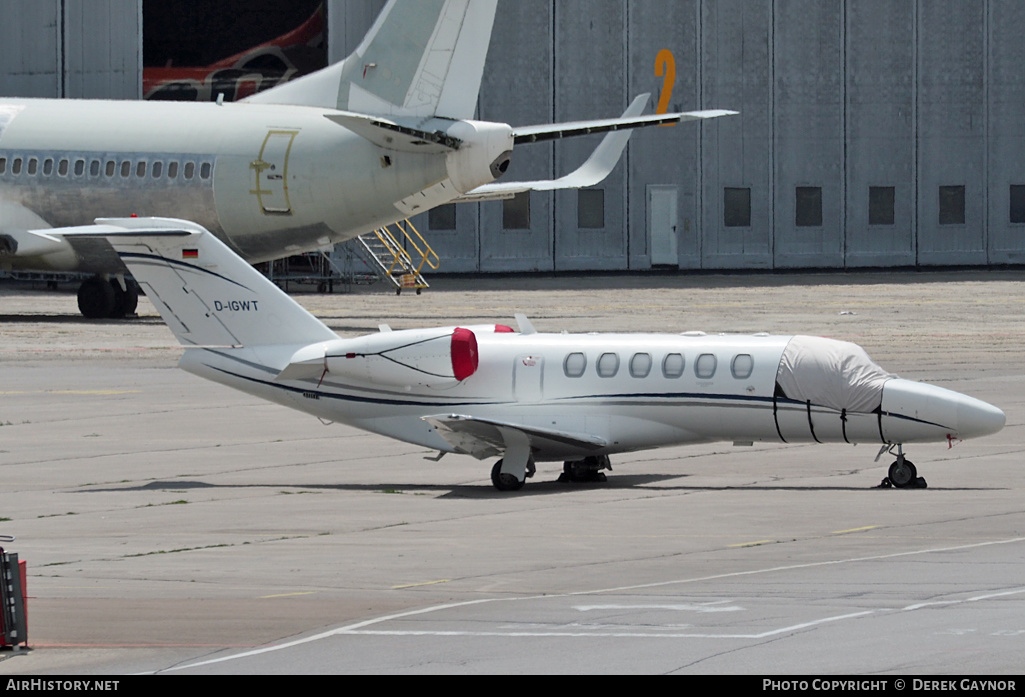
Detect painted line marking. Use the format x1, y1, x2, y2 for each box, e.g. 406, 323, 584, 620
393, 580, 450, 590
728, 540, 774, 548
162, 536, 1025, 674
832, 526, 880, 535
259, 592, 317, 599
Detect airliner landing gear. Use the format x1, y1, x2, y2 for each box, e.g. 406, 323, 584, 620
878, 445, 927, 489
559, 456, 611, 484
77, 276, 139, 319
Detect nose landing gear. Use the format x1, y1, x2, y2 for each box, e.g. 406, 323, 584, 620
877, 445, 928, 489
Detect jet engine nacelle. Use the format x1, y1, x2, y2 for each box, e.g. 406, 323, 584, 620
278, 327, 483, 389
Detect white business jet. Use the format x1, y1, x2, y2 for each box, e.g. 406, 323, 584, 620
54, 217, 1006, 491
0, 0, 734, 318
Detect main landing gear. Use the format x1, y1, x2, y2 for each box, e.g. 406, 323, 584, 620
491, 458, 535, 492
77, 275, 140, 319
878, 444, 928, 489
489, 455, 613, 492
558, 456, 612, 484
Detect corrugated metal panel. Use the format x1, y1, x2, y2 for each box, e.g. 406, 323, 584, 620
772, 0, 844, 268
844, 0, 915, 267
478, 0, 554, 272
63, 0, 141, 99
700, 0, 773, 269
0, 1, 61, 98
553, 0, 628, 271
917, 0, 986, 265
626, 1, 700, 269
986, 0, 1025, 264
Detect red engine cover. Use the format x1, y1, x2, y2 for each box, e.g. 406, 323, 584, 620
451, 328, 479, 381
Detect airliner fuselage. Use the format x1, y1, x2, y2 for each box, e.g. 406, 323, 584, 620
0, 98, 497, 271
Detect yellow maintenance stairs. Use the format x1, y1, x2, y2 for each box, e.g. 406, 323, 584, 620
354, 219, 440, 295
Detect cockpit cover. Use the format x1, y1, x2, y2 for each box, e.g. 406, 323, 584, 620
776, 336, 894, 413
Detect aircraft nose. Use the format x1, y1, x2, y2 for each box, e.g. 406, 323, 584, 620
956, 394, 1006, 439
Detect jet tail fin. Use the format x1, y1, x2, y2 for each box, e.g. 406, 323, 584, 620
246, 0, 498, 120
56, 218, 338, 349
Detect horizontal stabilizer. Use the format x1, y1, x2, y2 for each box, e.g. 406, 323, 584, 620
423, 414, 607, 461
456, 97, 737, 202
42, 218, 338, 350
325, 112, 463, 153
512, 109, 738, 145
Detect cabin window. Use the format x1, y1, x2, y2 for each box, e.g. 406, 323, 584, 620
89, 160, 99, 176
597, 353, 620, 378
27, 158, 38, 175
662, 353, 685, 379
731, 354, 754, 380
0, 157, 6, 174
120, 161, 131, 178
629, 353, 652, 379
564, 353, 587, 378
58, 159, 69, 176
136, 161, 147, 178
152, 161, 163, 178
12, 158, 22, 175
167, 161, 179, 179
74, 159, 85, 176
695, 354, 718, 379
184, 162, 195, 179
200, 162, 212, 179
42, 158, 53, 176
105, 161, 116, 177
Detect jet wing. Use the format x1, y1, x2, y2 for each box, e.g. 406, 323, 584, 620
455, 97, 737, 203
0, 205, 125, 273
423, 414, 607, 461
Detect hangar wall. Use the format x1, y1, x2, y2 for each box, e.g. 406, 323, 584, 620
4, 1, 1024, 272
0, 0, 141, 100
333, 0, 1025, 272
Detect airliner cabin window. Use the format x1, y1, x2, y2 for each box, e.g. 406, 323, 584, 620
663, 353, 685, 379
168, 162, 179, 179
0, 158, 6, 174
89, 160, 100, 176
42, 158, 54, 176
200, 162, 212, 179
564, 353, 587, 378
105, 161, 116, 177
152, 161, 163, 178
74, 159, 85, 176
12, 158, 22, 175
27, 158, 37, 175
136, 162, 147, 178
184, 162, 195, 180
58, 159, 69, 176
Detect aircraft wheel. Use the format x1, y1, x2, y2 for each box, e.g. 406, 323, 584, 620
77, 276, 115, 319
888, 458, 918, 489
491, 460, 525, 492
109, 279, 139, 319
